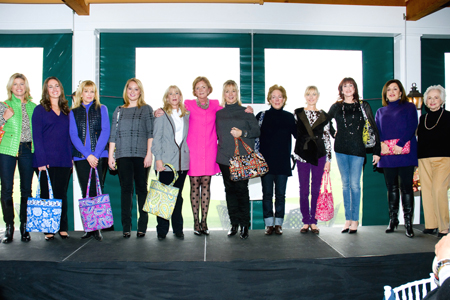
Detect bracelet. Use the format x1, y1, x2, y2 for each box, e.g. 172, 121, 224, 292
243, 131, 248, 138
436, 259, 450, 280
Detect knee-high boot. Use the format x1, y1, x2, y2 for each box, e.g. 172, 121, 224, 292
386, 187, 400, 233
402, 191, 414, 238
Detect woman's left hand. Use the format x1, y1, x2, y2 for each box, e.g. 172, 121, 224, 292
393, 145, 403, 155
244, 106, 254, 114
324, 162, 331, 172
86, 155, 98, 169
230, 127, 242, 138
372, 155, 380, 165
144, 154, 153, 168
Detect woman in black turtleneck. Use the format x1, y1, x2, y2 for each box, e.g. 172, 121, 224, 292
417, 85, 450, 238
215, 80, 260, 240
256, 85, 296, 236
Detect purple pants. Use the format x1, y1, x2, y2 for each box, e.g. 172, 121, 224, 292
297, 156, 326, 225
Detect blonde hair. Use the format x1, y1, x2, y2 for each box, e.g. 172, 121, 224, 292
72, 80, 101, 109
6, 73, 32, 102
123, 78, 146, 108
162, 85, 188, 117
192, 76, 213, 97
267, 84, 287, 107
221, 80, 242, 107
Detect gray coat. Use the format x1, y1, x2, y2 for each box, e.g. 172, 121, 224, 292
152, 111, 190, 171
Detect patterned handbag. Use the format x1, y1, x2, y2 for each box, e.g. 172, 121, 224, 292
381, 139, 411, 156
229, 137, 269, 181
360, 101, 376, 148
413, 167, 421, 192
143, 163, 179, 220
26, 170, 62, 233
78, 168, 114, 232
315, 171, 334, 222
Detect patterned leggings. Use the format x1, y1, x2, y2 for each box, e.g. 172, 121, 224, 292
189, 176, 211, 230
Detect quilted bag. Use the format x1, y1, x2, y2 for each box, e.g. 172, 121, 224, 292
229, 137, 269, 181
315, 171, 334, 222
78, 168, 114, 232
143, 163, 179, 220
381, 139, 411, 156
26, 170, 62, 233
360, 101, 376, 148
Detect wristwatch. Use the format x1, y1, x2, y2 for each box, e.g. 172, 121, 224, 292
243, 130, 248, 138
436, 258, 450, 279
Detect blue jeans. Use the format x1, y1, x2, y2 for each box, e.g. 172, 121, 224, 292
0, 142, 34, 225
261, 174, 288, 226
335, 152, 364, 221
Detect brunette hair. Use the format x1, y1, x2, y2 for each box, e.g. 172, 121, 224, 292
381, 79, 408, 107
267, 84, 287, 107
337, 77, 360, 103
40, 76, 70, 115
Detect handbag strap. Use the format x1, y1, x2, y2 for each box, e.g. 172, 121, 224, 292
86, 167, 102, 196
360, 101, 368, 121
320, 171, 332, 193
234, 137, 253, 156
157, 163, 179, 186
36, 169, 54, 199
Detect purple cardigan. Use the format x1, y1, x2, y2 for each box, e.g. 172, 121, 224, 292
32, 104, 73, 168
375, 100, 418, 168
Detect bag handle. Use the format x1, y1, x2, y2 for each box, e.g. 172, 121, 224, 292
36, 169, 54, 199
320, 171, 332, 194
157, 163, 179, 186
360, 101, 369, 121
86, 167, 102, 197
234, 137, 253, 156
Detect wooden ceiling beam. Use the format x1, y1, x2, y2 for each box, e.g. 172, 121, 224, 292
266, 0, 404, 6
405, 0, 450, 21
62, 0, 89, 15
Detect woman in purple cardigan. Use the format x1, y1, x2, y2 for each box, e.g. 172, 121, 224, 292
70, 80, 110, 241
375, 79, 418, 238
32, 77, 72, 241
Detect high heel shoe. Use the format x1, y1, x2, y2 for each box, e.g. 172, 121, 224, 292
123, 232, 131, 238
349, 221, 358, 234
227, 225, 238, 237
385, 219, 399, 233
201, 222, 210, 235
20, 223, 30, 242
94, 230, 103, 241
2, 224, 14, 244
45, 234, 55, 241
240, 226, 249, 239
349, 229, 357, 234
136, 232, 145, 238
341, 228, 349, 233
58, 232, 70, 239
423, 228, 438, 234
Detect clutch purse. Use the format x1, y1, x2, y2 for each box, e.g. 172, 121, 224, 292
381, 139, 411, 156
315, 171, 334, 222
229, 137, 269, 181
78, 168, 114, 232
143, 163, 179, 220
26, 170, 62, 233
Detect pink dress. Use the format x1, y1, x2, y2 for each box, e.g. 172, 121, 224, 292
185, 99, 222, 176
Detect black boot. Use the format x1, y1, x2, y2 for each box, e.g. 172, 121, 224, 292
227, 224, 238, 236
239, 225, 249, 239
2, 224, 14, 244
20, 223, 31, 242
402, 191, 414, 238
386, 187, 400, 233
93, 230, 103, 241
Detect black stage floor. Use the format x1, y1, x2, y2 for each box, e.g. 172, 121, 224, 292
0, 225, 439, 300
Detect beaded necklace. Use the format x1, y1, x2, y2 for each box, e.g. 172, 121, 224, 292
425, 107, 444, 130
341, 102, 362, 135
196, 98, 209, 110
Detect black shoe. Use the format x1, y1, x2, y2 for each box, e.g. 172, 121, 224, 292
201, 223, 210, 235
175, 232, 184, 239
58, 232, 70, 239
341, 228, 349, 233
194, 230, 202, 236
438, 232, 448, 238
2, 224, 14, 244
137, 232, 146, 238
123, 232, 131, 238
385, 219, 399, 233
44, 234, 55, 241
157, 234, 166, 241
81, 232, 93, 239
349, 229, 357, 234
94, 230, 103, 241
20, 223, 30, 242
405, 224, 414, 238
240, 226, 249, 239
423, 228, 438, 234
227, 225, 238, 237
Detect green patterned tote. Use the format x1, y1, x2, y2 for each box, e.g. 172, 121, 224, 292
143, 163, 179, 220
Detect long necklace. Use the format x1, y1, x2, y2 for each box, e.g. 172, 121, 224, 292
341, 102, 361, 134
196, 98, 209, 110
424, 108, 444, 130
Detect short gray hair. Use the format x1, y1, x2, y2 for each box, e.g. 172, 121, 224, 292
424, 84, 446, 108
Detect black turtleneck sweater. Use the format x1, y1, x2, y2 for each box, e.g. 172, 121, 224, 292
417, 107, 450, 159
256, 107, 297, 176
215, 102, 260, 165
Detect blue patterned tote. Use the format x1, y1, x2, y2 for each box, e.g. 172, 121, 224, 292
143, 163, 179, 220
26, 170, 62, 233
78, 168, 114, 232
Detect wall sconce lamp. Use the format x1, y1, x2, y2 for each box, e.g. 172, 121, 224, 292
407, 83, 423, 110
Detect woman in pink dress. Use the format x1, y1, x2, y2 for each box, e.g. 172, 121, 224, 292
185, 76, 222, 235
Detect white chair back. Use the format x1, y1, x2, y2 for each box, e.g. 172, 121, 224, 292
383, 273, 437, 300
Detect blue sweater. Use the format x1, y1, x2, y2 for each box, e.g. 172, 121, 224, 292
375, 100, 418, 168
